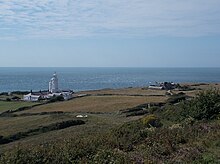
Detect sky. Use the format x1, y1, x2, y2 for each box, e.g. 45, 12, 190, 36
0, 0, 220, 67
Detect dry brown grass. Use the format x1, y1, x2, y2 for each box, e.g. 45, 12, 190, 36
78, 84, 220, 98
173, 83, 220, 97
16, 95, 167, 114
78, 87, 167, 96
182, 83, 220, 90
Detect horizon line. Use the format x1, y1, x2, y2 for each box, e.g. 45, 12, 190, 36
0, 66, 220, 68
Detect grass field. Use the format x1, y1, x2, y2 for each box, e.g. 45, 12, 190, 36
0, 84, 219, 163
0, 113, 129, 152
79, 87, 167, 96
16, 95, 167, 114
0, 101, 40, 113
0, 94, 23, 100
0, 114, 77, 136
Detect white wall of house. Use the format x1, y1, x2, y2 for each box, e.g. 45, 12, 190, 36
23, 93, 40, 102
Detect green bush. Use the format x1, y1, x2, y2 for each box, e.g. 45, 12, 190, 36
11, 91, 30, 95
92, 149, 128, 163
48, 95, 64, 103
141, 114, 163, 128
110, 120, 147, 151
6, 98, 11, 101
183, 89, 220, 120
126, 110, 148, 117
177, 85, 195, 91
160, 89, 220, 122
166, 92, 188, 104
157, 103, 185, 122
11, 96, 21, 100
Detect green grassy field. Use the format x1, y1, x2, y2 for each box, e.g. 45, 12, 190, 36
1, 94, 151, 152
0, 101, 40, 113
16, 95, 166, 114
0, 114, 76, 136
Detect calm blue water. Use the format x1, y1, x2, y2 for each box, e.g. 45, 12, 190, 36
0, 67, 220, 92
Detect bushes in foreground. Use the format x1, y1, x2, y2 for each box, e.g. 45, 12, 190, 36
0, 119, 219, 163
183, 89, 220, 120
161, 89, 220, 122
141, 114, 163, 128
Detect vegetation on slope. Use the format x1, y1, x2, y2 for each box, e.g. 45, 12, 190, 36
0, 120, 85, 145
0, 101, 40, 114
0, 89, 219, 163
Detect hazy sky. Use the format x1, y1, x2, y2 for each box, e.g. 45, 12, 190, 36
0, 0, 220, 67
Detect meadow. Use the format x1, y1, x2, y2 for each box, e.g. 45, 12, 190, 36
0, 101, 40, 113
0, 83, 219, 163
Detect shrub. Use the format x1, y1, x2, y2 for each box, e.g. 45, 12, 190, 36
11, 91, 30, 95
93, 149, 128, 163
0, 136, 3, 143
48, 95, 64, 103
120, 103, 148, 114
126, 110, 148, 117
161, 89, 220, 122
110, 120, 147, 151
141, 114, 163, 128
183, 89, 220, 120
148, 106, 160, 114
6, 98, 11, 101
0, 92, 8, 96
159, 103, 186, 122
166, 93, 188, 104
177, 85, 195, 91
11, 96, 21, 100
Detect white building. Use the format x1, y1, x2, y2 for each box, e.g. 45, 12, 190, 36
148, 85, 164, 90
23, 93, 41, 102
23, 72, 73, 102
47, 91, 73, 101
49, 72, 59, 93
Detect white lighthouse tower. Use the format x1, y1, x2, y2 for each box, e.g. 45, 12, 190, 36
49, 72, 59, 93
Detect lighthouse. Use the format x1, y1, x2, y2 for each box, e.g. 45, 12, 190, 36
49, 72, 59, 93
24, 72, 73, 101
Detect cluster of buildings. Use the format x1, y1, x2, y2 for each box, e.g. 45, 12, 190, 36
23, 73, 178, 101
23, 73, 73, 102
148, 82, 178, 90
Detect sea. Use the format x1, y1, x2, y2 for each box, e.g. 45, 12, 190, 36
0, 67, 220, 93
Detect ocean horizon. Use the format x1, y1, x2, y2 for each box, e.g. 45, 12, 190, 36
0, 67, 220, 92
